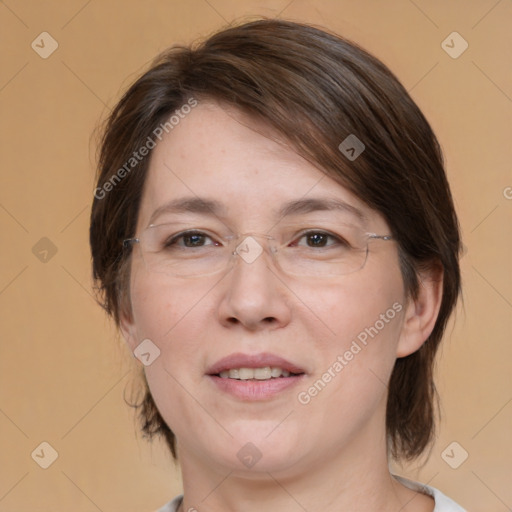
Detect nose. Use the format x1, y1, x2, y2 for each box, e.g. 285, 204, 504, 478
215, 238, 292, 331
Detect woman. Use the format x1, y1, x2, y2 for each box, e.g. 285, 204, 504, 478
90, 19, 466, 511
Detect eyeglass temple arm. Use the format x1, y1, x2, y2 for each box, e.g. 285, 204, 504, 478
367, 233, 393, 241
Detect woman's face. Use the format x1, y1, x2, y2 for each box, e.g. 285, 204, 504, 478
122, 101, 412, 476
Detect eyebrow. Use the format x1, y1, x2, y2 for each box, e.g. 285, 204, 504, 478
277, 197, 366, 222
149, 196, 366, 225
149, 197, 228, 225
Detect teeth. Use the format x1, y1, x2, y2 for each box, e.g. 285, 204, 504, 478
238, 368, 254, 380
254, 367, 272, 380
270, 367, 282, 378
217, 367, 296, 380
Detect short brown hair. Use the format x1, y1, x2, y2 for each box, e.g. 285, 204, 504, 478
90, 19, 461, 461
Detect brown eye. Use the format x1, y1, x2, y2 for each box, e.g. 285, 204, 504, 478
164, 231, 217, 249
182, 233, 207, 247
294, 231, 348, 249
306, 233, 329, 247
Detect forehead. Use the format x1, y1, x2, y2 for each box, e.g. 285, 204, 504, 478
137, 101, 384, 231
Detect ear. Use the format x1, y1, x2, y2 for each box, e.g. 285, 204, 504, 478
396, 265, 443, 358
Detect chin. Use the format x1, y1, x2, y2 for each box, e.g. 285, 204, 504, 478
214, 423, 309, 475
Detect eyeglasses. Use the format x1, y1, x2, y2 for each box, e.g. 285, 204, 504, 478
123, 222, 393, 279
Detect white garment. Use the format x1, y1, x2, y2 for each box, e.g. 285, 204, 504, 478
156, 475, 467, 511
395, 476, 467, 511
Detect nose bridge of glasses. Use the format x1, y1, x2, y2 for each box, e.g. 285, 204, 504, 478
230, 232, 278, 265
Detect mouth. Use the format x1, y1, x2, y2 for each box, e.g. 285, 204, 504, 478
216, 367, 303, 380
206, 353, 306, 400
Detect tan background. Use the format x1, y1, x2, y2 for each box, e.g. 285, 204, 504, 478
1, 0, 511, 510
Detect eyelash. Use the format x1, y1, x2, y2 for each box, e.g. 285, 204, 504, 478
164, 231, 218, 248
163, 229, 349, 249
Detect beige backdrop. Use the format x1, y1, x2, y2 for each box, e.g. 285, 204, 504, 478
1, 1, 511, 511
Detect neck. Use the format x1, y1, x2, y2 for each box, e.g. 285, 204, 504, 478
176, 412, 433, 512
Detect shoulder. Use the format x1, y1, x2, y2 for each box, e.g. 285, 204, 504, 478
154, 494, 183, 512
393, 475, 467, 512
155, 483, 466, 512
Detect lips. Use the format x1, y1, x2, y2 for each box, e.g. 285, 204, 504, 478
206, 352, 307, 400
206, 352, 306, 376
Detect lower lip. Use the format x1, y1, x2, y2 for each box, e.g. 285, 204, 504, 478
208, 374, 305, 400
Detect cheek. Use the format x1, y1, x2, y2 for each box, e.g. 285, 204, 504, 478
129, 271, 216, 437
129, 266, 213, 382
130, 264, 205, 340
300, 260, 406, 401
303, 264, 405, 349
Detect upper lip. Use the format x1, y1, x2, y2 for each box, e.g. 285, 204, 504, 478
207, 352, 306, 375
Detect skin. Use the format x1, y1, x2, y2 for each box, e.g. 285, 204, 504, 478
121, 101, 442, 512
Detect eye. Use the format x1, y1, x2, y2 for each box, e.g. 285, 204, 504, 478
164, 230, 219, 249
293, 230, 349, 249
